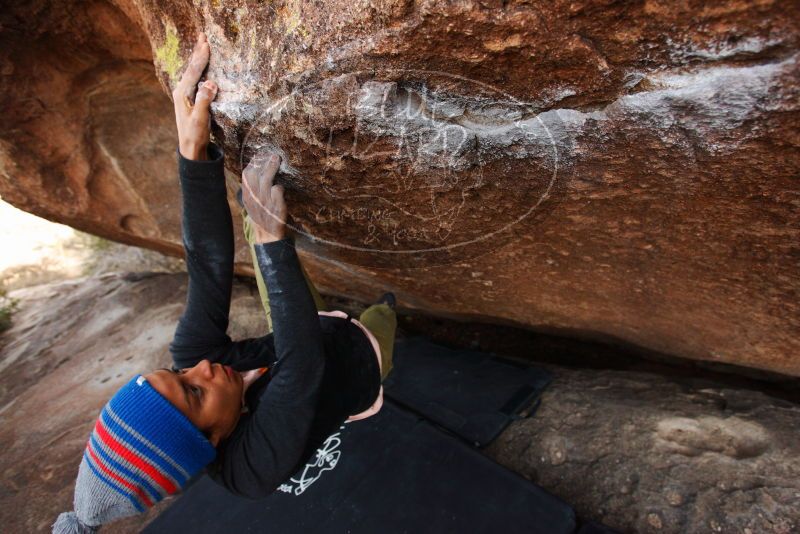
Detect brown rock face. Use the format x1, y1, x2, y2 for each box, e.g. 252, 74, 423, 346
1, 1, 799, 375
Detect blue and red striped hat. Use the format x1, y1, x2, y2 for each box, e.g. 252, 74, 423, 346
53, 375, 216, 533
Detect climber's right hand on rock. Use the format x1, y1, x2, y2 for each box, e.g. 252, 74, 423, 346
242, 154, 287, 243
173, 32, 218, 161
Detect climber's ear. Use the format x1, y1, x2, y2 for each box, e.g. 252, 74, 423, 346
173, 32, 210, 112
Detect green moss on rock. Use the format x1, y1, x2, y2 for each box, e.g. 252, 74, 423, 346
155, 22, 182, 84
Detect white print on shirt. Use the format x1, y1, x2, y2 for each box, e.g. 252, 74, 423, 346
277, 425, 346, 496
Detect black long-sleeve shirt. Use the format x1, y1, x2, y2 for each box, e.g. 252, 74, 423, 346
170, 144, 380, 499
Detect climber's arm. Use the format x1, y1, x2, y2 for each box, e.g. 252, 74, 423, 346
210, 154, 326, 497
169, 143, 236, 368
167, 32, 239, 368
241, 154, 326, 402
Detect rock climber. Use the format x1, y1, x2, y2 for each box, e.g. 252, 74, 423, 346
53, 32, 397, 533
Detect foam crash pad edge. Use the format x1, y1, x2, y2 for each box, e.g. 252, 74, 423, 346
383, 337, 552, 446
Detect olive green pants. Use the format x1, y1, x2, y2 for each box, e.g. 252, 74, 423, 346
241, 213, 396, 379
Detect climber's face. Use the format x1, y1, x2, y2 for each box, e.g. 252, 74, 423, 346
144, 360, 243, 446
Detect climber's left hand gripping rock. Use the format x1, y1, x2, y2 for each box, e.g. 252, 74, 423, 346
173, 32, 218, 161
242, 154, 287, 244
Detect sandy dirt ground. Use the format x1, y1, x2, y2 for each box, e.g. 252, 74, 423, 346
0, 198, 184, 292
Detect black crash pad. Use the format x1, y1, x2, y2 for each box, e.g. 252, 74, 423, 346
145, 402, 576, 534
383, 337, 552, 446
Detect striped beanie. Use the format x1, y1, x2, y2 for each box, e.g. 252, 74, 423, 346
53, 375, 216, 533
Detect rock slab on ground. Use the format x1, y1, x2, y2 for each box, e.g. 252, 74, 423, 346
487, 369, 800, 533
0, 1, 798, 375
